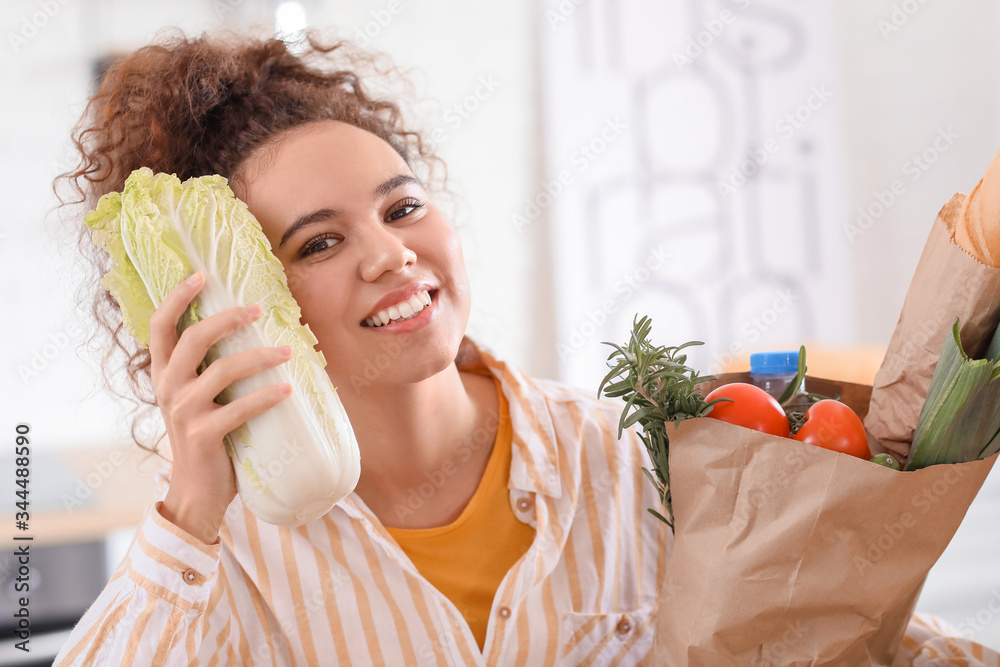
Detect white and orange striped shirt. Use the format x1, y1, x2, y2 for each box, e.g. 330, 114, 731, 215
54, 335, 999, 666
55, 337, 671, 666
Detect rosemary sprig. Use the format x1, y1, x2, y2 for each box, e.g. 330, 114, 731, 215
598, 315, 722, 531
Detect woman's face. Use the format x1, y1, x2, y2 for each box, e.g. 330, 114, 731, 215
236, 120, 470, 390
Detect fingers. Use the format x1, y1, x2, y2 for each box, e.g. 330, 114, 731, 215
163, 302, 263, 388
149, 271, 205, 380
151, 290, 266, 399
148, 272, 291, 438
190, 345, 293, 407
212, 382, 293, 439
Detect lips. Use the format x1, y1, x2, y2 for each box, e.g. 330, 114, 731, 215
363, 289, 433, 327
361, 284, 437, 327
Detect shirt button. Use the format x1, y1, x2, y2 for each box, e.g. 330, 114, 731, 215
498, 606, 511, 619
516, 496, 534, 512
182, 568, 200, 584
616, 615, 632, 634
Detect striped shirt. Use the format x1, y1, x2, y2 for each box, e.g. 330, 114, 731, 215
53, 335, 997, 666
55, 336, 670, 665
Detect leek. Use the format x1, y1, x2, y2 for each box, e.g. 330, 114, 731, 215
904, 318, 1000, 470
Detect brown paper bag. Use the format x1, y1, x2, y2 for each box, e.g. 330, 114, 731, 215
652, 372, 998, 666
649, 197, 1000, 666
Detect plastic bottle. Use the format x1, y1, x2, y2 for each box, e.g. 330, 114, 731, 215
749, 350, 806, 404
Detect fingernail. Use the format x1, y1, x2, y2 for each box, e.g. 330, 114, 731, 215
245, 304, 262, 317
280, 384, 292, 395
186, 271, 203, 285
277, 345, 292, 356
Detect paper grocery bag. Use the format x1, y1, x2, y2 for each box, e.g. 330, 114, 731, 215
652, 373, 998, 667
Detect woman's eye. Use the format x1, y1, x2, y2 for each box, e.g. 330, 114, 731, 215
388, 199, 425, 222
302, 234, 338, 256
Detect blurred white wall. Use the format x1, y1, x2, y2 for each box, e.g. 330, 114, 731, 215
1, 0, 1000, 648
832, 0, 1000, 343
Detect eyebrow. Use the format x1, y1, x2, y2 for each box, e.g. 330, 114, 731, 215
278, 174, 421, 249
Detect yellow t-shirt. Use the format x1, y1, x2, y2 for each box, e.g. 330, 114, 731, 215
385, 372, 536, 651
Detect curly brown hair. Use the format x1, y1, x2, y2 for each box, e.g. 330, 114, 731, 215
57, 30, 446, 458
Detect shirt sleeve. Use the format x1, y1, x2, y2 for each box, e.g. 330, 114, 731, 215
896, 613, 1000, 666
53, 498, 230, 666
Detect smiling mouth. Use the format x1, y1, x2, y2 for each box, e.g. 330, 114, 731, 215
362, 290, 436, 327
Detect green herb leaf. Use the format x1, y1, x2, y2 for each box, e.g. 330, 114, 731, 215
598, 315, 715, 532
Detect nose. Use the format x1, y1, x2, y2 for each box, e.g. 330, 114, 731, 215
357, 221, 417, 282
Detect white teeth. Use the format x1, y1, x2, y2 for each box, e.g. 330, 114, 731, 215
364, 290, 433, 327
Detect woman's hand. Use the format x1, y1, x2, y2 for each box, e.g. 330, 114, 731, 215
152, 271, 293, 544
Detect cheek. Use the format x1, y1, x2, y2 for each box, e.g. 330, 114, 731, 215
283, 267, 308, 297
447, 240, 471, 307
429, 224, 468, 286
283, 267, 349, 331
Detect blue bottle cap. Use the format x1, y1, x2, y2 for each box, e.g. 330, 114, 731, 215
750, 350, 800, 375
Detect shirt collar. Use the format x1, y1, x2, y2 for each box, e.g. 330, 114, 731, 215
455, 336, 562, 499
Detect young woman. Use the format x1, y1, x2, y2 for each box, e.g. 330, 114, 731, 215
54, 33, 999, 666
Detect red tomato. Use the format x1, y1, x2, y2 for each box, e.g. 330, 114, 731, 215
793, 400, 871, 459
704, 383, 790, 438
